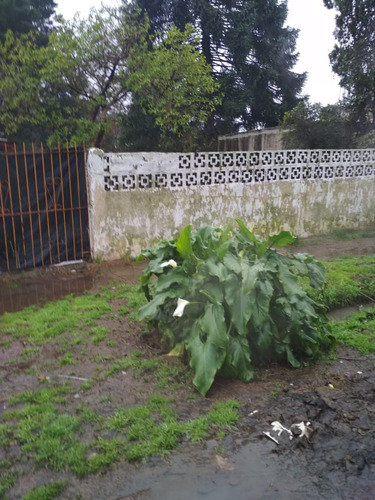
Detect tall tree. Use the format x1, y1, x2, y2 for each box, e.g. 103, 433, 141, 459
0, 0, 56, 42
134, 0, 305, 145
282, 100, 354, 149
0, 4, 219, 148
323, 0, 375, 140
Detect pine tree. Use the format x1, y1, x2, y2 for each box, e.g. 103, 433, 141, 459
0, 0, 56, 42
133, 0, 305, 145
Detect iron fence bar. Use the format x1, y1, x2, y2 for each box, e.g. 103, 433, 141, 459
49, 144, 61, 264
23, 143, 36, 268
31, 143, 45, 266
40, 143, 53, 264
0, 205, 89, 217
0, 158, 10, 271
13, 143, 27, 268
4, 143, 19, 268
57, 143, 69, 261
65, 143, 77, 261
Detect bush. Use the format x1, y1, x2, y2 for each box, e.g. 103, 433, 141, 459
138, 220, 334, 396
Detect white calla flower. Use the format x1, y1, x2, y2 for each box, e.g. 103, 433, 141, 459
173, 298, 190, 317
160, 259, 177, 268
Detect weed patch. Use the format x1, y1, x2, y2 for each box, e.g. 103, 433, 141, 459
21, 480, 66, 500
0, 382, 239, 497
331, 307, 375, 354
321, 256, 375, 307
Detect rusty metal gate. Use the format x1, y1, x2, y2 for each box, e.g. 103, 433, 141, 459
0, 144, 90, 272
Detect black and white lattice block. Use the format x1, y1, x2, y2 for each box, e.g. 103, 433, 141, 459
208, 153, 221, 168
194, 153, 206, 168
178, 154, 193, 169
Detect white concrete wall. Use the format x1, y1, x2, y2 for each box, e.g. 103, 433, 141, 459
87, 149, 375, 260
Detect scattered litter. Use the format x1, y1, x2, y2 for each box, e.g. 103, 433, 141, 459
58, 375, 89, 382
121, 371, 127, 375
357, 371, 363, 375
249, 410, 259, 416
263, 420, 314, 445
263, 431, 279, 445
328, 384, 334, 389
290, 421, 314, 439
340, 360, 344, 364
271, 421, 293, 439
74, 393, 80, 399
54, 260, 84, 267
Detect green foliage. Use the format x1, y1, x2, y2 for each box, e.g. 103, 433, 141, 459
0, 0, 56, 44
322, 256, 375, 308
282, 101, 354, 149
323, 0, 375, 139
0, 294, 112, 344
0, 4, 222, 149
331, 307, 375, 354
106, 349, 189, 389
138, 220, 334, 396
128, 24, 221, 140
135, 0, 305, 143
0, 471, 17, 498
21, 480, 66, 500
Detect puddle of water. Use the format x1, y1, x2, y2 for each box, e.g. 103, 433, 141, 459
0, 268, 93, 315
93, 438, 330, 500
328, 303, 375, 321
0, 261, 145, 315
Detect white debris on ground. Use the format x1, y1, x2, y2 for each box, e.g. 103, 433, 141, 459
263, 420, 314, 445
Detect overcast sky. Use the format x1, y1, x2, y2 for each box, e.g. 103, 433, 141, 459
56, 0, 342, 106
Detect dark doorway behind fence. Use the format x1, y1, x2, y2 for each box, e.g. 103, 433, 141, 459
0, 144, 90, 272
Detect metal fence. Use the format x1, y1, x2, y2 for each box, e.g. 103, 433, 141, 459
0, 143, 90, 272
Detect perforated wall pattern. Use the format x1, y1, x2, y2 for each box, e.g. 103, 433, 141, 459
102, 150, 375, 191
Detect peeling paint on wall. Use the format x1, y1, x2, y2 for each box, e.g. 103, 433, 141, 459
87, 149, 375, 260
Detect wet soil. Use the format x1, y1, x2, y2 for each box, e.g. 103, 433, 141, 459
1, 236, 375, 499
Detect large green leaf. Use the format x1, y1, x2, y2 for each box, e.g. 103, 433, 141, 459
277, 261, 302, 296
221, 336, 254, 382
154, 270, 190, 293
266, 231, 296, 248
187, 305, 228, 395
241, 259, 265, 294
225, 274, 254, 336
199, 281, 224, 305
200, 256, 228, 282
138, 292, 171, 321
200, 303, 228, 349
306, 260, 326, 289
223, 253, 242, 274
188, 333, 226, 396
235, 219, 257, 241
176, 225, 192, 259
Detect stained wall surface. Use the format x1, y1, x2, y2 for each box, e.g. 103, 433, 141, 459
87, 149, 375, 260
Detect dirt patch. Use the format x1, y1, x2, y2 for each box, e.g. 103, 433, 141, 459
1, 237, 375, 499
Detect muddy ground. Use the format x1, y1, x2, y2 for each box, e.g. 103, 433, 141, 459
1, 236, 375, 499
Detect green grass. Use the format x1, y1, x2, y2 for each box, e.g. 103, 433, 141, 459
331, 307, 375, 354
0, 294, 112, 344
329, 228, 375, 240
0, 471, 17, 498
322, 255, 375, 308
21, 480, 66, 500
105, 350, 189, 389
0, 382, 239, 497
